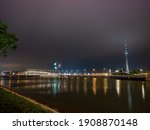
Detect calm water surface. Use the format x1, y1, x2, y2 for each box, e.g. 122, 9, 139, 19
1, 77, 150, 112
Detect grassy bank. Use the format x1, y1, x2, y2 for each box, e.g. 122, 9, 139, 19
0, 86, 57, 113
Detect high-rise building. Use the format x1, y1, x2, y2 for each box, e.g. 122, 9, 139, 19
124, 40, 129, 73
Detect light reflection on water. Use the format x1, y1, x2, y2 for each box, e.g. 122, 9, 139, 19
76, 77, 80, 95
92, 78, 97, 95
1, 77, 150, 112
83, 78, 87, 95
53, 78, 57, 97
116, 80, 121, 97
127, 81, 132, 112
142, 82, 145, 100
103, 78, 108, 96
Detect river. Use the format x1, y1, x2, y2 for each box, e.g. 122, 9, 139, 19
1, 77, 150, 112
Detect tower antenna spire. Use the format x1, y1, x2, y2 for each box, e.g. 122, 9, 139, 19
124, 40, 129, 73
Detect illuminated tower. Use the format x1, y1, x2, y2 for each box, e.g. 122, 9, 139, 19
54, 62, 57, 72
124, 40, 129, 73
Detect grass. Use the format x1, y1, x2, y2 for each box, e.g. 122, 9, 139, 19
0, 86, 56, 113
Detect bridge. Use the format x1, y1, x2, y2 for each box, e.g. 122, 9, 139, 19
58, 73, 147, 81
0, 69, 148, 81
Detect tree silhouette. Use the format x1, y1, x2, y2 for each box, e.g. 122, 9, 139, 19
0, 20, 18, 57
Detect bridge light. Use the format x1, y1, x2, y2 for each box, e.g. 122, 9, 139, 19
92, 68, 96, 72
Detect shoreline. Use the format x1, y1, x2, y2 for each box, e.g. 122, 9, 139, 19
0, 86, 58, 113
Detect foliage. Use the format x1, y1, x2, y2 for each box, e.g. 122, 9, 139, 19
0, 87, 52, 113
130, 69, 141, 75
0, 20, 18, 56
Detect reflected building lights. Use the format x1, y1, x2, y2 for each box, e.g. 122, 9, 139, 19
47, 83, 52, 94
8, 80, 11, 88
142, 82, 145, 100
92, 78, 97, 95
39, 84, 45, 88
116, 80, 121, 97
83, 78, 87, 95
0, 79, 2, 86
70, 78, 73, 93
103, 78, 108, 96
47, 83, 50, 88
53, 79, 57, 97
127, 81, 132, 112
63, 79, 68, 92
76, 77, 80, 95
17, 79, 20, 84
1, 79, 5, 86
57, 80, 61, 94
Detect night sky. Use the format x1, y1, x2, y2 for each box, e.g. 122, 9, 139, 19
0, 0, 150, 71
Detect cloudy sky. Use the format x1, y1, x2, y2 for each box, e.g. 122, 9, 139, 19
0, 0, 150, 71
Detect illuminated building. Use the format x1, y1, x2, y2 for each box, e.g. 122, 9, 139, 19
18, 69, 58, 77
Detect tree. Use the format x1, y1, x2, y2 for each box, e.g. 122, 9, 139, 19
0, 20, 18, 57
130, 69, 141, 75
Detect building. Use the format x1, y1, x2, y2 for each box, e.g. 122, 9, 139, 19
18, 69, 58, 77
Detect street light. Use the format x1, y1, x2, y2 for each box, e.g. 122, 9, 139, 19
92, 68, 96, 73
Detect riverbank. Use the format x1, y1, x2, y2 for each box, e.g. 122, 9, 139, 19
0, 86, 57, 113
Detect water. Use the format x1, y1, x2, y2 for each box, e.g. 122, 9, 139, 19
1, 77, 150, 112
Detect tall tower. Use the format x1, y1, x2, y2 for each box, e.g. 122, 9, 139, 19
124, 40, 129, 73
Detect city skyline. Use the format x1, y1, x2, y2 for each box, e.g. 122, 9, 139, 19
0, 0, 150, 71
